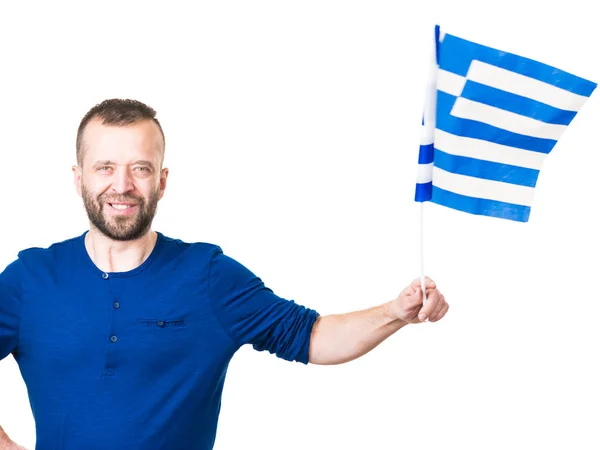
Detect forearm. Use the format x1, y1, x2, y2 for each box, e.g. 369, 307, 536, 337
308, 301, 407, 365
0, 426, 14, 449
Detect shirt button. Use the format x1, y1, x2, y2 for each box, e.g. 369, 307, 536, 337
113, 302, 120, 309
157, 321, 165, 327
110, 335, 118, 343
102, 273, 109, 279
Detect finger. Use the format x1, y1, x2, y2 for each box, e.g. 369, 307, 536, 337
417, 290, 440, 321
428, 295, 448, 322
425, 276, 436, 288
411, 276, 436, 290
431, 301, 449, 322
435, 302, 449, 322
407, 284, 424, 308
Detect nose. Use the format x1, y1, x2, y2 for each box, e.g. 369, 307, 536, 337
111, 165, 135, 194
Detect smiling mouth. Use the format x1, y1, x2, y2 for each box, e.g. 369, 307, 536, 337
107, 203, 137, 211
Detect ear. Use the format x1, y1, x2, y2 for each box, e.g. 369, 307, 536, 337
73, 165, 83, 197
158, 167, 169, 200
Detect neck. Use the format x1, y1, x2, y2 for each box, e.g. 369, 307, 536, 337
84, 227, 158, 273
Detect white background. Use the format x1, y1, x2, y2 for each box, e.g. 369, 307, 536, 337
1, 1, 599, 449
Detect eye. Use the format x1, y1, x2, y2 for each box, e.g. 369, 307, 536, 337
134, 166, 152, 173
97, 166, 112, 172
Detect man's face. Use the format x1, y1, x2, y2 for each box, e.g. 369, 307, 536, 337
73, 119, 168, 241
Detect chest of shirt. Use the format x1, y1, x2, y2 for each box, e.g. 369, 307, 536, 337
15, 273, 235, 380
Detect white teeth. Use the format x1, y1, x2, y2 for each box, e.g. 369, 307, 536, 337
111, 204, 132, 210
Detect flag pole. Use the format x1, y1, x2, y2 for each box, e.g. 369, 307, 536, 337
419, 24, 440, 306
420, 201, 427, 304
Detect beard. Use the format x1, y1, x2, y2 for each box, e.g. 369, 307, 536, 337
81, 183, 160, 241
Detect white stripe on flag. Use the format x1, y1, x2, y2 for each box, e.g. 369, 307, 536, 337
450, 97, 568, 140
434, 129, 548, 170
416, 163, 433, 183
466, 60, 590, 111
432, 166, 535, 206
437, 69, 466, 96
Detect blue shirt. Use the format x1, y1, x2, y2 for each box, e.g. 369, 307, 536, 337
0, 232, 319, 449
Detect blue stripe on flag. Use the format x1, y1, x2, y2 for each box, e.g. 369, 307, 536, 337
433, 149, 541, 187
415, 182, 432, 202
461, 81, 578, 125
431, 186, 531, 222
439, 34, 597, 96
418, 143, 434, 164
436, 91, 558, 153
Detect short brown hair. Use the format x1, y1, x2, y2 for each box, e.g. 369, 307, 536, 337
76, 98, 166, 166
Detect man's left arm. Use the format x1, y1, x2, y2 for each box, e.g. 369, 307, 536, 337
308, 277, 448, 365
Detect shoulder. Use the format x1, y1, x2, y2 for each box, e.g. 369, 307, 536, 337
15, 234, 83, 266
156, 232, 223, 259
156, 233, 252, 277
155, 232, 229, 276
1, 233, 82, 283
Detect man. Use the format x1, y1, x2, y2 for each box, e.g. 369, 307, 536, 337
0, 99, 448, 450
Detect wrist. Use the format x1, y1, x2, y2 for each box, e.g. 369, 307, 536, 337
384, 301, 407, 326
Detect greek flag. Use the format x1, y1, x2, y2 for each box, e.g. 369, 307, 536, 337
415, 25, 597, 222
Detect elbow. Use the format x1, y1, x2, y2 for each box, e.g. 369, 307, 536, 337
307, 316, 356, 365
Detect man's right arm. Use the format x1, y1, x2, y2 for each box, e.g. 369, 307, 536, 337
0, 259, 25, 450
0, 426, 27, 450
0, 258, 21, 360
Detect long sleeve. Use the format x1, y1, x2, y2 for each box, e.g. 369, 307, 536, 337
208, 247, 319, 364
0, 258, 22, 360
